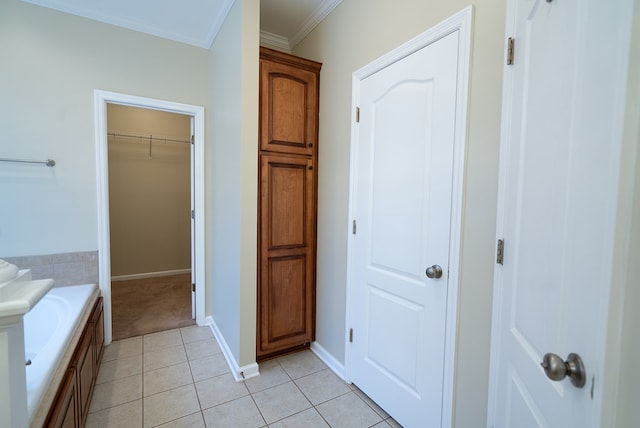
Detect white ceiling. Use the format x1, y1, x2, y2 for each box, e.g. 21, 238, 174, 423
20, 0, 341, 51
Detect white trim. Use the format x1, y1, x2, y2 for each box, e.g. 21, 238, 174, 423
260, 30, 291, 53
289, 0, 343, 50
22, 0, 234, 49
111, 269, 192, 282
344, 7, 473, 427
206, 316, 260, 381
206, 0, 236, 48
311, 342, 346, 380
94, 90, 206, 345
486, 1, 517, 424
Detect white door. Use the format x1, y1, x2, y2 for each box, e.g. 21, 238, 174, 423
350, 31, 459, 428
488, 0, 633, 426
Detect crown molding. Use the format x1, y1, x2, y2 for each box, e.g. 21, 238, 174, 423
206, 0, 236, 48
260, 30, 291, 53
289, 0, 342, 49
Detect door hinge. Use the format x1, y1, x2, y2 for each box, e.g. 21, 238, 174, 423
356, 106, 360, 123
191, 283, 196, 292
352, 219, 357, 235
191, 135, 195, 145
349, 328, 353, 343
191, 210, 195, 220
496, 239, 504, 265
506, 37, 515, 65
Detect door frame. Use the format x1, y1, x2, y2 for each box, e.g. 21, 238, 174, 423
344, 6, 473, 426
94, 90, 206, 345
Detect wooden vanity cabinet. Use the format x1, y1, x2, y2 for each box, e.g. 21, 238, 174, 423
46, 369, 77, 428
257, 47, 321, 360
45, 297, 104, 428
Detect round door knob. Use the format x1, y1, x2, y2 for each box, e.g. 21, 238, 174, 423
541, 352, 586, 388
425, 265, 443, 279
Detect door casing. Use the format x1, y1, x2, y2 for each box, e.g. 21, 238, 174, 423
94, 90, 206, 345
345, 7, 473, 426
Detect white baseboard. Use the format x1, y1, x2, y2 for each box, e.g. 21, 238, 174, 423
111, 269, 191, 282
311, 342, 346, 381
205, 316, 260, 381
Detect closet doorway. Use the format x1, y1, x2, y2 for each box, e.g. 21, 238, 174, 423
95, 91, 205, 345
108, 105, 192, 340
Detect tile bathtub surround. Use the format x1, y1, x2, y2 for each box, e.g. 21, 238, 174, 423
87, 326, 402, 427
1, 250, 99, 286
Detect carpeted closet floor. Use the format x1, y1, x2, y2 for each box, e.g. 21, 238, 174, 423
111, 273, 195, 341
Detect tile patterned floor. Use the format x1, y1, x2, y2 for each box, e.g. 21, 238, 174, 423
87, 326, 402, 427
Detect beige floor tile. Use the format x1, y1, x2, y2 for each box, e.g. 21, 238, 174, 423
155, 412, 206, 428
143, 329, 183, 352
89, 374, 142, 413
195, 373, 249, 410
144, 362, 193, 397
86, 399, 142, 428
372, 422, 392, 428
143, 384, 200, 428
386, 417, 403, 427
277, 350, 326, 379
245, 359, 291, 393
185, 338, 221, 360
353, 387, 391, 419
269, 408, 329, 428
97, 354, 143, 384
316, 392, 382, 428
251, 381, 312, 424
202, 395, 265, 427
102, 337, 143, 362
180, 325, 213, 344
188, 353, 228, 382
295, 369, 351, 405
144, 344, 187, 372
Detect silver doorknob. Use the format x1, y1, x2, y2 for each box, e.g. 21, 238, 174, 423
540, 352, 586, 388
425, 265, 443, 279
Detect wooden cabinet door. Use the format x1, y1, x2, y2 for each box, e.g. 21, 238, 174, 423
93, 298, 105, 369
76, 325, 94, 427
46, 368, 78, 428
258, 154, 316, 358
259, 57, 318, 156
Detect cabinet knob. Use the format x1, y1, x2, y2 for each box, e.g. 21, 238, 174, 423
308, 143, 313, 148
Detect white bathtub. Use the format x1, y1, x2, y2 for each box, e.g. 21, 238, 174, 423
23, 283, 97, 420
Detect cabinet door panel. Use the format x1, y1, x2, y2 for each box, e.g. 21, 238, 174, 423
46, 368, 77, 428
260, 60, 318, 156
76, 326, 94, 426
258, 154, 316, 357
266, 158, 308, 248
266, 255, 308, 340
93, 299, 105, 369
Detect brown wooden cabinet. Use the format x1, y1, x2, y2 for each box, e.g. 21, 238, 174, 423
45, 297, 104, 428
47, 369, 77, 428
257, 47, 321, 360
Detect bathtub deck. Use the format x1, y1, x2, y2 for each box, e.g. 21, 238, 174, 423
86, 326, 402, 427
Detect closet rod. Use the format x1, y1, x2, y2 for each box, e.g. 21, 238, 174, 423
0, 157, 56, 167
107, 132, 192, 145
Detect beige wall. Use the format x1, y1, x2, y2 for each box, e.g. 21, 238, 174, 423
0, 0, 209, 259
293, 1, 506, 426
207, 0, 259, 367
107, 104, 191, 277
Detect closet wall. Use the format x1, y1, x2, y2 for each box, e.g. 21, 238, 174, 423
107, 104, 191, 277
